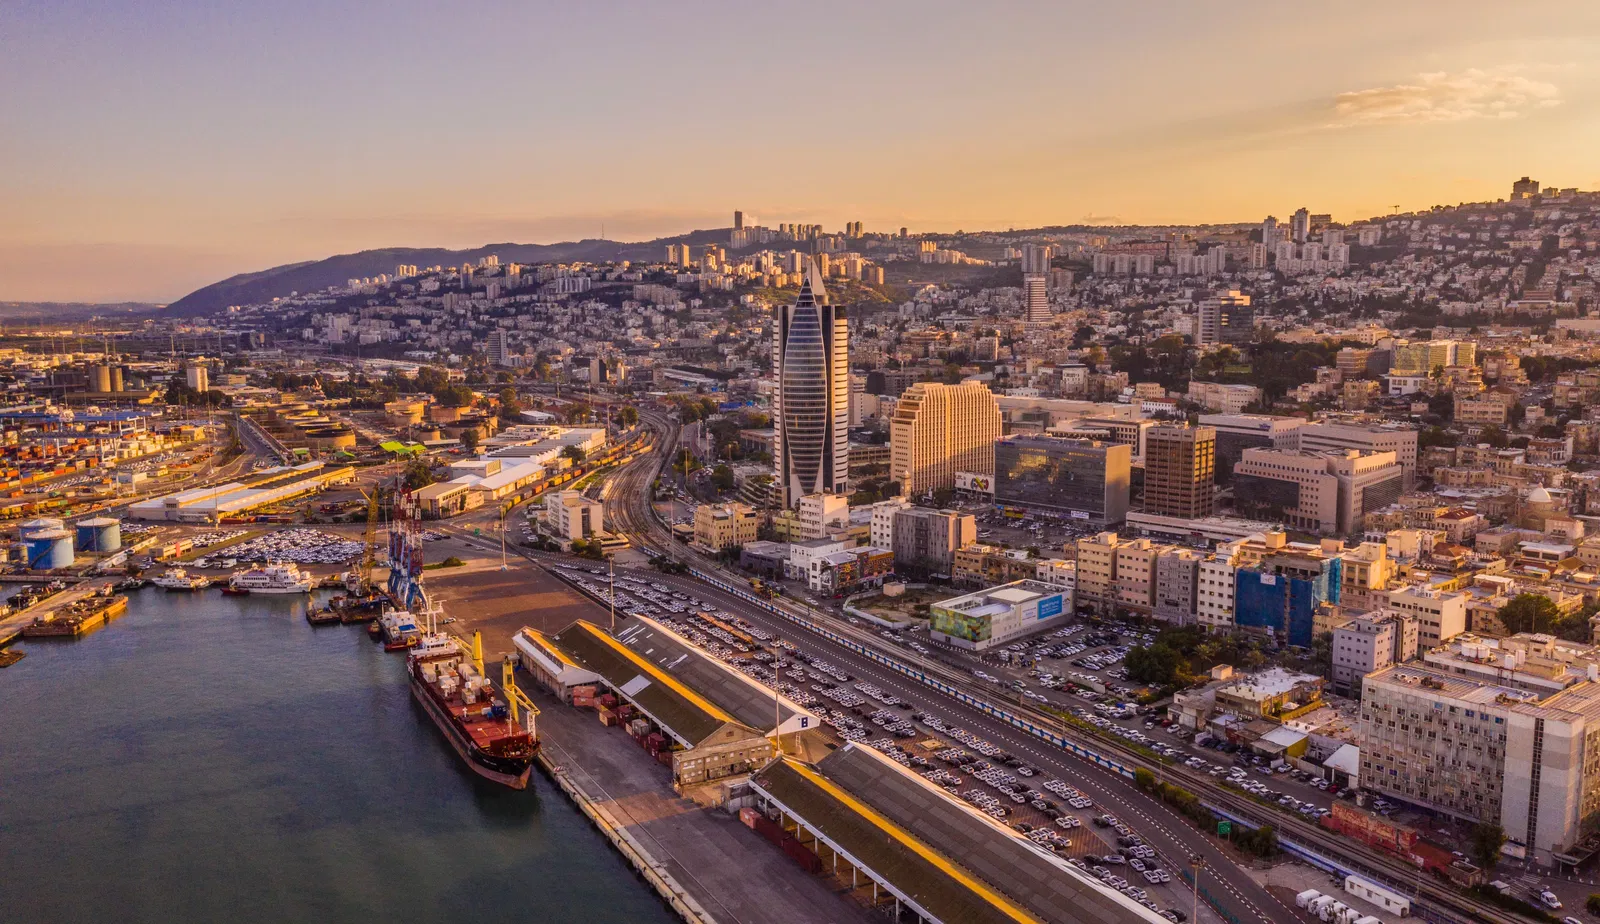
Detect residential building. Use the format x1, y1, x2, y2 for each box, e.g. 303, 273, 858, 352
1339, 540, 1396, 611
185, 363, 209, 393
485, 329, 510, 367
693, 502, 758, 552
866, 498, 908, 550
1074, 531, 1121, 614
889, 381, 1002, 498
1215, 667, 1324, 718
1154, 546, 1200, 625
797, 492, 850, 540
1331, 611, 1418, 693
774, 262, 849, 507
1186, 381, 1262, 413
1113, 538, 1159, 615
1143, 425, 1215, 519
929, 579, 1071, 650
1197, 540, 1244, 632
993, 437, 1131, 527
1386, 584, 1469, 648
889, 507, 975, 578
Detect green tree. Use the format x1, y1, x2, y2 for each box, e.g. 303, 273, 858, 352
1470, 822, 1506, 871
1586, 894, 1600, 916
561, 445, 586, 463
1498, 593, 1559, 635
402, 458, 436, 490
710, 464, 735, 491
1477, 424, 1509, 448
460, 429, 480, 452
617, 406, 639, 427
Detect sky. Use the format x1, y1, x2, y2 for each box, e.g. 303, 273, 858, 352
4, 0, 1600, 303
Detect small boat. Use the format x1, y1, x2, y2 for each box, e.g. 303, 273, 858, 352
306, 606, 341, 626
384, 636, 420, 652
221, 585, 250, 596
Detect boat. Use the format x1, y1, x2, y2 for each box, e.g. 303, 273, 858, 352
152, 568, 211, 591
228, 562, 313, 595
113, 577, 148, 592
408, 625, 537, 789
221, 585, 250, 596
376, 606, 422, 649
306, 605, 341, 626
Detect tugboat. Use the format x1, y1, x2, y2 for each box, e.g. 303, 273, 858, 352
408, 621, 537, 789
151, 568, 211, 591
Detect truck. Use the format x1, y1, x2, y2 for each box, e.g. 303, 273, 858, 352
1296, 889, 1324, 909
1310, 896, 1337, 919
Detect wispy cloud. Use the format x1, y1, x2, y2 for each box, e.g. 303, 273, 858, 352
1330, 67, 1560, 127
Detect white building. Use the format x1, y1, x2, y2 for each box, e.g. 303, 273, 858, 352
546, 490, 604, 542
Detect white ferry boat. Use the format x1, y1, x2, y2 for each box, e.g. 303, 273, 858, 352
152, 568, 211, 591
227, 562, 314, 595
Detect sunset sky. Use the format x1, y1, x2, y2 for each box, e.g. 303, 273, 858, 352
5, 0, 1600, 303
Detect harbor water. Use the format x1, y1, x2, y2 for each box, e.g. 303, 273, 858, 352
0, 589, 677, 924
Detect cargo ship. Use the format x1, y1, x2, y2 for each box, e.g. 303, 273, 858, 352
408, 624, 537, 788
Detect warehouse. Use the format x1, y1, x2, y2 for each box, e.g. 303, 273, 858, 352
127, 461, 354, 522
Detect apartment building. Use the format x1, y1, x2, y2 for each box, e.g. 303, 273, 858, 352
1113, 538, 1159, 615
1154, 546, 1200, 625
1386, 584, 1469, 648
1197, 540, 1244, 631
890, 507, 976, 578
797, 492, 850, 540
1074, 531, 1121, 615
1331, 611, 1418, 693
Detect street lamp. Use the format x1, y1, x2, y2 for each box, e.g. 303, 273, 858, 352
1190, 854, 1204, 924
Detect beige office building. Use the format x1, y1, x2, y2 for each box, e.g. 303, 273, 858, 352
694, 502, 759, 552
1143, 425, 1216, 519
890, 382, 1002, 498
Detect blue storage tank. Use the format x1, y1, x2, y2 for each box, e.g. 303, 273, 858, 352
76, 517, 122, 553
26, 528, 74, 569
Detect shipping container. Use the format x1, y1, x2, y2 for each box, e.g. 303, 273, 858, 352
1344, 875, 1410, 916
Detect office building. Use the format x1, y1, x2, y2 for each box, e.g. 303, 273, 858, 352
1360, 633, 1600, 866
889, 381, 1002, 499
693, 502, 758, 552
1143, 425, 1215, 519
1195, 291, 1254, 346
890, 507, 975, 578
1298, 422, 1419, 490
1331, 611, 1418, 693
993, 437, 1131, 527
1231, 448, 1405, 535
546, 490, 604, 542
774, 261, 849, 507
930, 580, 1072, 650
1199, 413, 1303, 485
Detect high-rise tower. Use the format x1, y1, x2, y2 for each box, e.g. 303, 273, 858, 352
1021, 243, 1053, 323
774, 260, 850, 507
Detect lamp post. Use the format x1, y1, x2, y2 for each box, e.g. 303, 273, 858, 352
1190, 854, 1204, 924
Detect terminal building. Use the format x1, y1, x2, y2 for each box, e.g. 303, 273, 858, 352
928, 579, 1072, 650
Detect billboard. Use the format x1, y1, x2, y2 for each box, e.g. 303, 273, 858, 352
1037, 594, 1064, 620
955, 471, 994, 495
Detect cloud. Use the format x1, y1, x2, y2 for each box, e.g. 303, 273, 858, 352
1330, 67, 1560, 127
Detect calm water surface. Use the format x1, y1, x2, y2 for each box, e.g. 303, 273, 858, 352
0, 589, 675, 924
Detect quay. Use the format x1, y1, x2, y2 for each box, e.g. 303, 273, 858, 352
527, 684, 877, 924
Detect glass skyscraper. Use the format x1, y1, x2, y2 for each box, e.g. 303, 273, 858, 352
774, 261, 849, 507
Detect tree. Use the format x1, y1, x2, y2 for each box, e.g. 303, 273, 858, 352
710, 464, 735, 491
561, 445, 586, 464
1587, 894, 1600, 916
617, 406, 639, 427
497, 387, 521, 420
1498, 593, 1559, 635
1477, 424, 1509, 448
1470, 822, 1506, 871
402, 458, 436, 491
460, 429, 479, 452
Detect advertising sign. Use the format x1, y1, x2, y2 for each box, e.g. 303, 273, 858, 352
1037, 594, 1064, 620
955, 471, 995, 495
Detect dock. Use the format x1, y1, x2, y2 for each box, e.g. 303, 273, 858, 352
527, 685, 877, 924
21, 594, 129, 638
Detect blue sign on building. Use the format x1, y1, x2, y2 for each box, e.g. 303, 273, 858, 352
1037, 594, 1063, 620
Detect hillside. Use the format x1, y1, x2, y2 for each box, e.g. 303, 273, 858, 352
164, 230, 734, 317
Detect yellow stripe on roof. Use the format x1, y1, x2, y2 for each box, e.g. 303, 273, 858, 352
578, 621, 737, 725
519, 627, 579, 668
782, 759, 1042, 924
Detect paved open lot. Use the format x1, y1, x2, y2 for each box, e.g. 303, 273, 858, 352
531, 685, 879, 924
